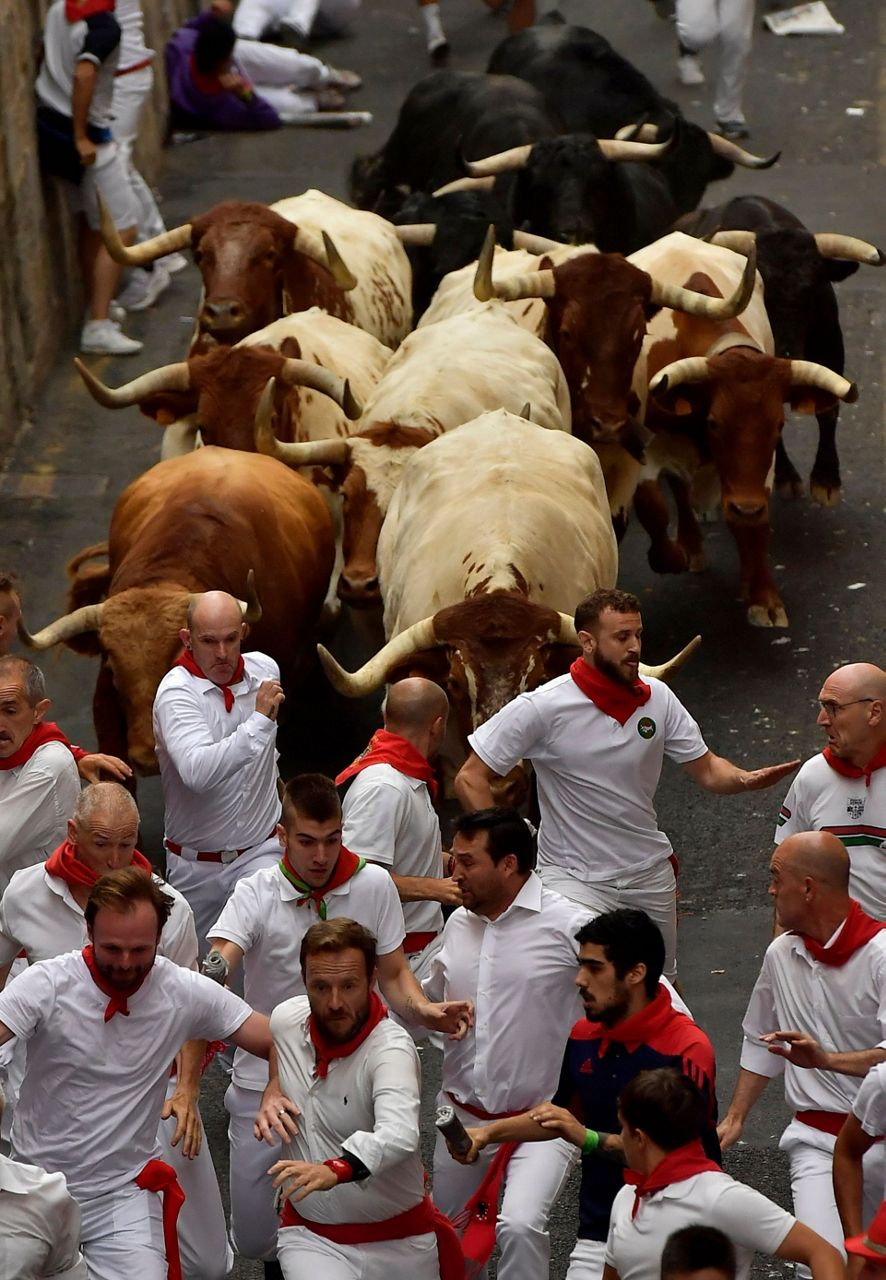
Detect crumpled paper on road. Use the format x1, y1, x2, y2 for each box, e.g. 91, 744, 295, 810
764, 2, 845, 35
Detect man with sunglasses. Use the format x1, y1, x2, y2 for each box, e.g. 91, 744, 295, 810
775, 663, 886, 919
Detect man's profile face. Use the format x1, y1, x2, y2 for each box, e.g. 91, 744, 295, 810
0, 676, 48, 759
450, 831, 511, 916
767, 852, 807, 932
304, 947, 374, 1043
816, 673, 877, 761
180, 609, 244, 687
579, 609, 643, 688
280, 809, 342, 887
88, 901, 160, 989
575, 942, 633, 1026
71, 813, 139, 877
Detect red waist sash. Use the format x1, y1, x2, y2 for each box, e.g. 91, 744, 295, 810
135, 1160, 185, 1280
795, 1110, 848, 1137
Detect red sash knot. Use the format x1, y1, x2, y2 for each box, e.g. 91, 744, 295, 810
135, 1159, 186, 1280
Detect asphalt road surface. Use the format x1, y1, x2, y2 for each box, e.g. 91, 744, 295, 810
2, 1, 884, 1275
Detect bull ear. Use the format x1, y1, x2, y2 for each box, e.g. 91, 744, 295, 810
649, 385, 706, 417
786, 385, 841, 415
279, 336, 303, 359
823, 260, 860, 284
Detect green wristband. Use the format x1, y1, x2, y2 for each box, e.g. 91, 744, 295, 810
582, 1128, 600, 1155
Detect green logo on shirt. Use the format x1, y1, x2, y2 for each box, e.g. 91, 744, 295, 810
637, 717, 656, 740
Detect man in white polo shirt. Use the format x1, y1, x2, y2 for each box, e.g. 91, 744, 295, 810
719, 831, 886, 1264
339, 677, 462, 980
775, 663, 886, 921
207, 772, 472, 1268
456, 587, 798, 979
0, 867, 271, 1279
153, 589, 285, 960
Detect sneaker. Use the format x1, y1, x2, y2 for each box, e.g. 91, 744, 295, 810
717, 119, 750, 140
325, 66, 362, 91
165, 252, 189, 275
116, 264, 171, 312
677, 54, 705, 85
80, 319, 143, 356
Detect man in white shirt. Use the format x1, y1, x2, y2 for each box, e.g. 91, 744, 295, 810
153, 589, 286, 960
455, 587, 799, 979
0, 572, 22, 657
425, 806, 591, 1280
254, 918, 463, 1279
0, 866, 271, 1280
719, 831, 886, 1264
604, 1068, 843, 1280
833, 1061, 886, 1248
0, 1126, 87, 1280
207, 771, 472, 1268
775, 663, 886, 921
339, 677, 461, 980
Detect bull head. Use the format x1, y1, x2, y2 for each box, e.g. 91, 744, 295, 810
463, 135, 675, 178
614, 122, 780, 170
710, 229, 885, 268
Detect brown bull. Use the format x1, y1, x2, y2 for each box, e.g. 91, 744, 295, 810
19, 449, 335, 774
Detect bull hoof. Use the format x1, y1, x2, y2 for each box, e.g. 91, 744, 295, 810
688, 551, 706, 573
747, 603, 789, 628
776, 476, 804, 500
810, 479, 841, 508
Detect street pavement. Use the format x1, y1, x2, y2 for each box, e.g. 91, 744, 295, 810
2, 0, 884, 1274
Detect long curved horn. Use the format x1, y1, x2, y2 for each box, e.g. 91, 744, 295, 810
789, 361, 859, 404
649, 357, 712, 397
254, 378, 351, 466
236, 570, 262, 624
640, 634, 702, 681
473, 226, 556, 302
74, 358, 191, 410
98, 194, 191, 267
466, 144, 533, 177
707, 133, 780, 169
291, 227, 357, 290
512, 230, 570, 253
393, 224, 438, 246
317, 616, 440, 696
615, 123, 660, 142
279, 358, 362, 419
649, 244, 757, 319
813, 234, 885, 266
708, 230, 757, 256
597, 137, 672, 161
322, 231, 358, 290
18, 603, 104, 650
433, 176, 496, 197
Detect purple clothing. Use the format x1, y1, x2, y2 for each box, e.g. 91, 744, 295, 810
165, 14, 280, 131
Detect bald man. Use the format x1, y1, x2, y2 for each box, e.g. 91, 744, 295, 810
337, 678, 462, 979
152, 591, 286, 957
0, 573, 22, 657
776, 663, 886, 920
719, 831, 886, 1269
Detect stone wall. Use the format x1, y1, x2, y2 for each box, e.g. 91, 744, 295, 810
0, 0, 195, 455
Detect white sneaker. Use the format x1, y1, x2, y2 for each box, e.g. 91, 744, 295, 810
677, 54, 705, 85
80, 319, 143, 356
165, 252, 189, 275
116, 265, 171, 311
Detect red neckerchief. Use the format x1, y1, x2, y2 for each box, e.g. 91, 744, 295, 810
134, 1160, 185, 1280
308, 990, 388, 1079
65, 0, 115, 19
625, 1139, 721, 1218
823, 744, 886, 789
45, 839, 154, 891
336, 728, 439, 802
279, 847, 365, 920
588, 985, 675, 1057
81, 944, 150, 1022
174, 649, 245, 712
570, 658, 651, 727
0, 721, 71, 772
793, 899, 886, 967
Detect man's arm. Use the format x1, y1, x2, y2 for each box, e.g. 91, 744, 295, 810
160, 1039, 207, 1159
0, 1020, 14, 1047
718, 1067, 771, 1150
833, 1114, 875, 1239
230, 1011, 272, 1059
454, 753, 500, 811
76, 752, 132, 783
377, 948, 472, 1038
377, 867, 463, 906
681, 750, 800, 794
254, 1044, 302, 1146
154, 680, 279, 792
775, 1222, 846, 1280
761, 1030, 886, 1078
71, 60, 99, 166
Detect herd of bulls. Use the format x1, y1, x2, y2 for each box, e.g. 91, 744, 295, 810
20, 20, 883, 789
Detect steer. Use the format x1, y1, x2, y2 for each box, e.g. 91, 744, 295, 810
628, 233, 858, 628
100, 189, 412, 349
677, 195, 884, 506
253, 301, 572, 607
18, 449, 335, 774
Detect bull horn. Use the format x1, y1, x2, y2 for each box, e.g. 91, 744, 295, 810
74, 357, 191, 410
512, 230, 570, 253
317, 616, 440, 697
649, 243, 757, 319
789, 361, 859, 404
255, 378, 351, 465
520, 402, 532, 420
640, 634, 702, 681
279, 358, 362, 419
98, 193, 191, 267
322, 231, 358, 290
555, 612, 578, 645
292, 226, 357, 291
708, 230, 757, 256
393, 224, 438, 246
18, 603, 104, 650
466, 144, 534, 177
813, 234, 885, 266
597, 137, 672, 161
707, 133, 780, 169
473, 225, 556, 302
615, 123, 660, 142
649, 357, 712, 396
432, 176, 496, 197
236, 570, 262, 624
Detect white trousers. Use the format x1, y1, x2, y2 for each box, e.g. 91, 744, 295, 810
225, 1081, 283, 1260
278, 1224, 439, 1279
566, 1238, 607, 1280
675, 0, 755, 123
235, 40, 333, 118
165, 836, 282, 962
432, 1097, 579, 1280
233, 0, 361, 40
538, 858, 678, 981
77, 1184, 166, 1280
779, 1118, 886, 1276
111, 67, 168, 243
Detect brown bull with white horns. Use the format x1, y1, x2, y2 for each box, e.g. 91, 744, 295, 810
19, 450, 334, 775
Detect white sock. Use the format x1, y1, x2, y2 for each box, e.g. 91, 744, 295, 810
421, 3, 446, 45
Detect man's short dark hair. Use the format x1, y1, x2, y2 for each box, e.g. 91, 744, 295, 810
300, 918, 377, 979
575, 909, 664, 997
619, 1069, 706, 1151
453, 807, 535, 873
193, 16, 237, 76
282, 773, 342, 827
84, 867, 173, 937
661, 1227, 737, 1280
574, 588, 641, 634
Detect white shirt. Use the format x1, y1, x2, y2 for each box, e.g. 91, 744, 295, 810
0, 743, 80, 896
342, 765, 444, 936
0, 1154, 86, 1279
209, 861, 406, 1090
153, 652, 281, 851
0, 953, 252, 1198
271, 994, 426, 1224
424, 874, 590, 1113
853, 1060, 886, 1137
114, 0, 153, 71
775, 754, 886, 920
468, 674, 707, 880
0, 862, 198, 971
739, 924, 886, 1113
605, 1170, 795, 1280
35, 1, 120, 126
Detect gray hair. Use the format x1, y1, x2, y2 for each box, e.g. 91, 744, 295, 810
0, 656, 46, 706
72, 782, 139, 828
